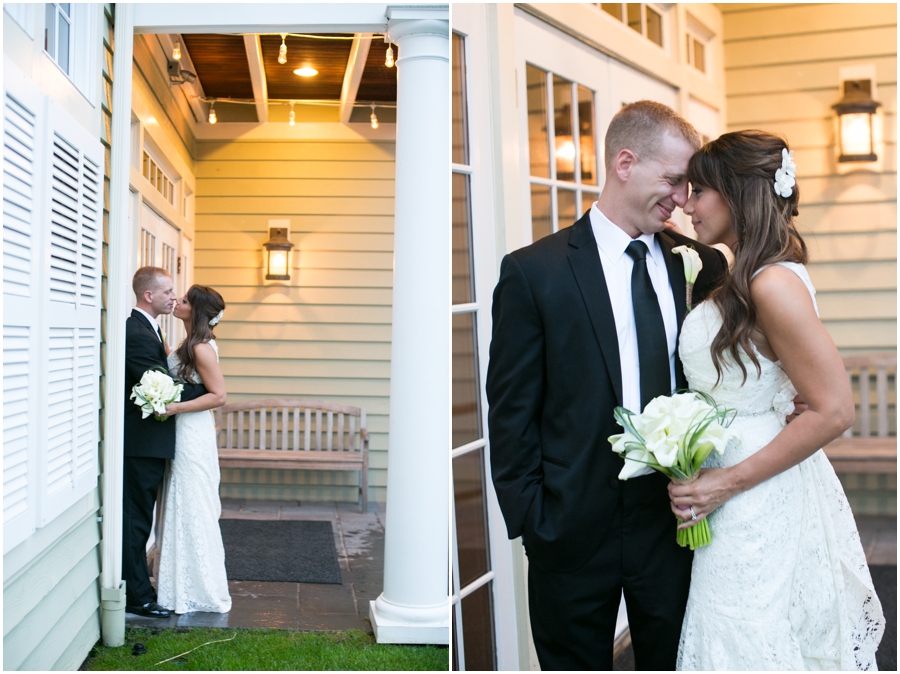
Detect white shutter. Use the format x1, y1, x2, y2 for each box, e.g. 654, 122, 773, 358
38, 99, 103, 526
3, 70, 43, 552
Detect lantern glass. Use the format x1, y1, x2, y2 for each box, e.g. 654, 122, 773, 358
268, 250, 289, 278
840, 112, 873, 157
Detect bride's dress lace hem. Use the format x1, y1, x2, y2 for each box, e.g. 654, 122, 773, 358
676, 262, 883, 671
157, 340, 231, 614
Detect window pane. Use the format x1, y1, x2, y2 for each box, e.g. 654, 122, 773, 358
577, 85, 597, 185
694, 39, 706, 73
460, 582, 497, 671
686, 34, 692, 64
627, 3, 642, 33
44, 4, 56, 56
59, 4, 71, 16
452, 172, 475, 305
58, 16, 70, 73
452, 610, 459, 670
582, 191, 598, 217
453, 448, 490, 587
452, 33, 469, 165
526, 65, 550, 179
452, 312, 482, 448
530, 185, 552, 242
553, 76, 575, 182
646, 6, 663, 46
558, 189, 576, 232
601, 3, 622, 20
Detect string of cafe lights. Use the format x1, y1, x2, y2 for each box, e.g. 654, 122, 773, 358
197, 96, 396, 127
172, 33, 396, 70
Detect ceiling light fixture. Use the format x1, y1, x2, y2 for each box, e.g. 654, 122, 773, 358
293, 65, 318, 77
289, 101, 296, 126
172, 38, 182, 61
208, 100, 217, 124
278, 34, 288, 65
370, 104, 379, 129
385, 42, 394, 68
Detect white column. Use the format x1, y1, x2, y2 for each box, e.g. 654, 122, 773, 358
369, 6, 450, 646
100, 2, 134, 648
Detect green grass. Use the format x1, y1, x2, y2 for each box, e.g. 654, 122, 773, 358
81, 628, 449, 671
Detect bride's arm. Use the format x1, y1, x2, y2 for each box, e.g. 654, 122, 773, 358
164, 342, 227, 414
669, 265, 854, 525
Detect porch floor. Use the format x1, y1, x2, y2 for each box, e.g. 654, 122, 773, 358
126, 500, 383, 632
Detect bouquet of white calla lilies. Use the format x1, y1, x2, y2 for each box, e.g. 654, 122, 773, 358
672, 245, 703, 311
130, 368, 183, 421
609, 390, 740, 549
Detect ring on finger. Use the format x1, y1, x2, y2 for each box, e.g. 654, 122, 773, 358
689, 506, 698, 521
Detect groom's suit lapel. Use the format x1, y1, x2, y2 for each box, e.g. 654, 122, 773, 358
657, 230, 688, 389
131, 309, 166, 362
566, 212, 624, 407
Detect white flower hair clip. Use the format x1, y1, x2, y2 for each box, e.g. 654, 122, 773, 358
209, 310, 224, 327
773, 148, 796, 198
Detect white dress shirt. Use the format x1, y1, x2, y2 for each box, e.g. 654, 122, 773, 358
134, 307, 163, 343
590, 204, 678, 474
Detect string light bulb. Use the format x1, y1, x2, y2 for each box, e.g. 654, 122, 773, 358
293, 66, 318, 77
172, 38, 182, 61
385, 44, 394, 68
208, 100, 217, 124
289, 102, 295, 126
278, 34, 287, 65
370, 104, 379, 129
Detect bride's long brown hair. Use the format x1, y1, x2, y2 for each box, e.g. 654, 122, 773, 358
687, 130, 807, 385
174, 284, 225, 382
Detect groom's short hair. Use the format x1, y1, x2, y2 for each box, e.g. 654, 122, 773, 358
132, 266, 171, 299
604, 100, 701, 175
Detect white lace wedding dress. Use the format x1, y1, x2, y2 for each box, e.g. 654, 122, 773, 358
676, 262, 883, 670
156, 340, 232, 614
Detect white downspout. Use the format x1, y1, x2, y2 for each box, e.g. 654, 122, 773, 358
99, 2, 135, 648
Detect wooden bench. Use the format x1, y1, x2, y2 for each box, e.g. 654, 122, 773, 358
823, 353, 896, 474
215, 398, 369, 512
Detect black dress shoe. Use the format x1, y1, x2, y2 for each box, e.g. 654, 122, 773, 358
126, 601, 171, 618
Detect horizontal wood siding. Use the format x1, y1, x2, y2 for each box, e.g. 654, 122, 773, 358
194, 139, 395, 503
3, 502, 101, 670
722, 3, 897, 357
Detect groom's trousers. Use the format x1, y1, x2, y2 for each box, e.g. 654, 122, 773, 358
122, 456, 167, 606
526, 471, 693, 671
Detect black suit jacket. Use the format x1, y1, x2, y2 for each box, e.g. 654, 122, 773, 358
124, 310, 207, 459
486, 212, 727, 571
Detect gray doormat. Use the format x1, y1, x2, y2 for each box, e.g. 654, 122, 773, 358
220, 519, 342, 584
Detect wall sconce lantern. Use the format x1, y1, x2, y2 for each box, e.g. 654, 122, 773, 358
263, 227, 294, 281
832, 79, 881, 163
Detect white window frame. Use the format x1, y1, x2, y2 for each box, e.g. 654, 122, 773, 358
450, 11, 521, 670
597, 3, 669, 51
685, 12, 714, 76
42, 3, 100, 104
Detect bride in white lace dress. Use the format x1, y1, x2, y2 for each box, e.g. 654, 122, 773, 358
156, 285, 231, 614
669, 131, 883, 670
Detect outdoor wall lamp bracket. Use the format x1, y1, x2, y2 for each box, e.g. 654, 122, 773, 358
832, 78, 881, 163
263, 226, 295, 281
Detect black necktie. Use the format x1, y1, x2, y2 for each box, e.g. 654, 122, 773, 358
156, 325, 164, 344
625, 240, 671, 411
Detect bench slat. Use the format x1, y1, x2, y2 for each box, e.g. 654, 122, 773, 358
876, 367, 889, 438
859, 367, 871, 437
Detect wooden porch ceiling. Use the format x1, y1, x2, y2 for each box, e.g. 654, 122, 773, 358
176, 33, 397, 124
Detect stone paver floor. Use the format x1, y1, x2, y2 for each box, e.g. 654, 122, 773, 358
126, 500, 384, 632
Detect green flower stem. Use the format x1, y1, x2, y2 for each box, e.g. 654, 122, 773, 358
676, 519, 712, 550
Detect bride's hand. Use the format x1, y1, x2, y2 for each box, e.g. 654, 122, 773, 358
165, 402, 180, 416
668, 468, 739, 530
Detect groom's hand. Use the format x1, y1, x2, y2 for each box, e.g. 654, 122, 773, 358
668, 467, 738, 529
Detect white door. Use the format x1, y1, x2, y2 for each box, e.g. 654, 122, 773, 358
139, 202, 183, 346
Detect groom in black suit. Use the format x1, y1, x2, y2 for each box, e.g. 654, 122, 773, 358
487, 101, 727, 670
123, 267, 207, 617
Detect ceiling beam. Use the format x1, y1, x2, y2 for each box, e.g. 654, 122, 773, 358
339, 34, 373, 124
243, 34, 269, 124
